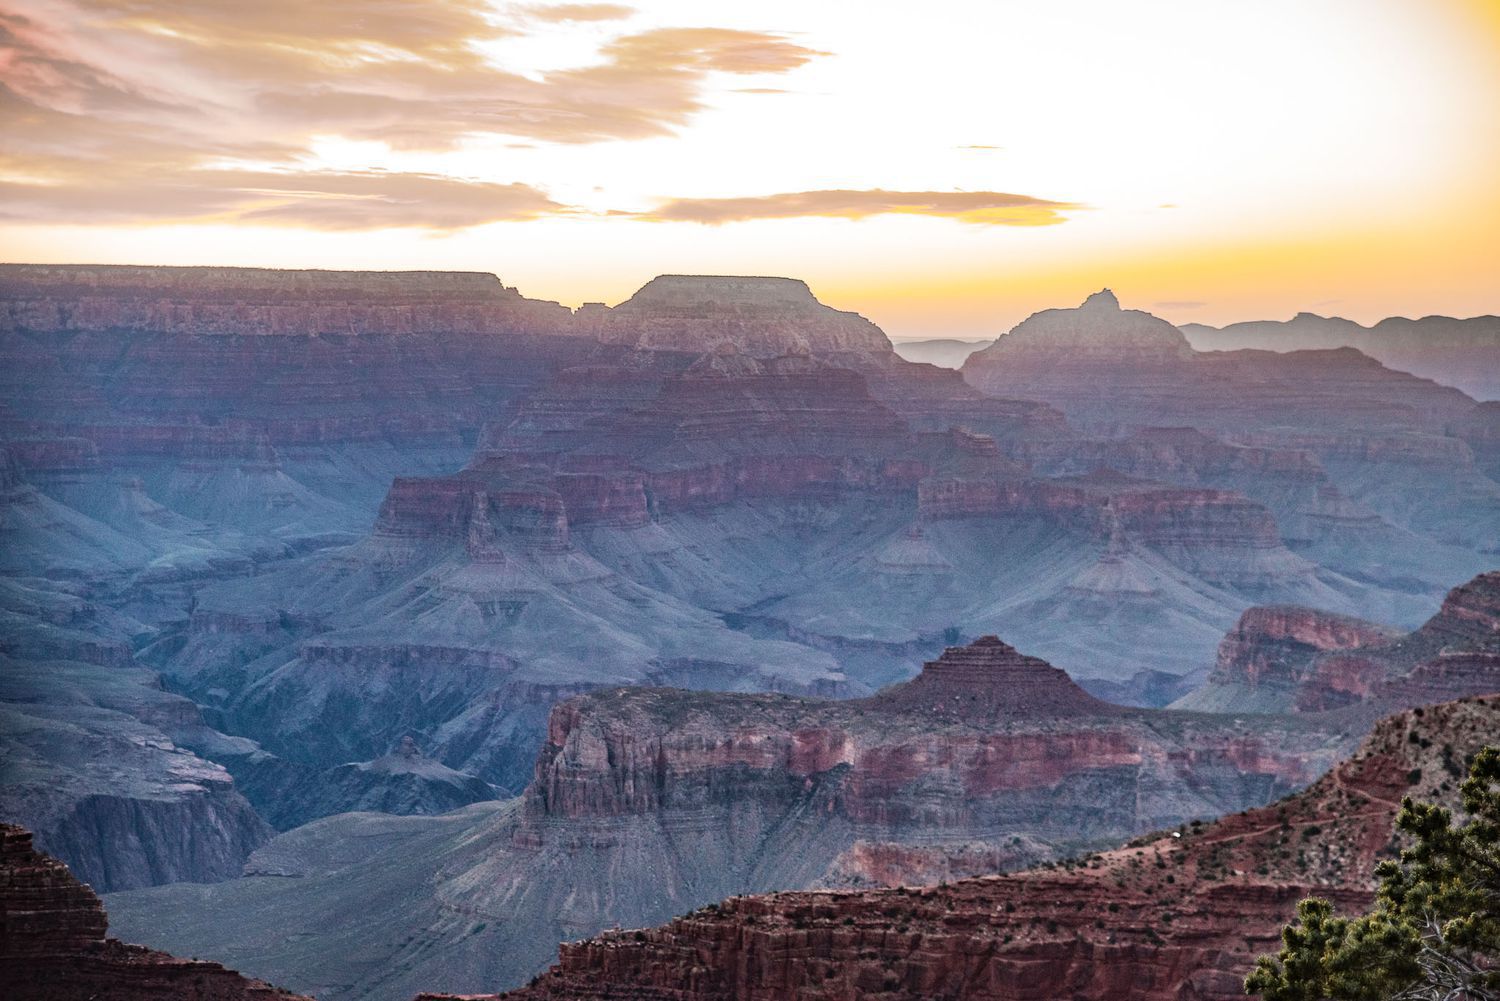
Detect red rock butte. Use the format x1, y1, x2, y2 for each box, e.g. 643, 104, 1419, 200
869, 635, 1119, 718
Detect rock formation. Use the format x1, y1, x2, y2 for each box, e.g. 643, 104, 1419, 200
478, 695, 1500, 1001
964, 291, 1478, 435
0, 645, 273, 892
106, 637, 1350, 1001
1182, 311, 1500, 401
580, 275, 892, 358
0, 263, 574, 337
2, 265, 1495, 931
0, 265, 599, 487
226, 736, 499, 831
0, 823, 309, 1001
1176, 571, 1500, 713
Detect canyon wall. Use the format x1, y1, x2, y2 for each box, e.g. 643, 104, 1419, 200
488, 695, 1500, 1001
0, 823, 310, 1001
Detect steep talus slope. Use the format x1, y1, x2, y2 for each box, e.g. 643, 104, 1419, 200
485, 695, 1500, 1001
0, 823, 310, 1001
105, 637, 1351, 1001
1177, 571, 1500, 714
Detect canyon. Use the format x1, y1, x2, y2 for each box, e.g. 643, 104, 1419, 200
104, 569, 1500, 999
487, 694, 1500, 1001
1, 263, 1497, 999
104, 635, 1352, 1000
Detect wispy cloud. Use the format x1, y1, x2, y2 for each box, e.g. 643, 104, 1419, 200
0, 167, 565, 229
523, 3, 635, 22
0, 0, 824, 228
633, 189, 1081, 226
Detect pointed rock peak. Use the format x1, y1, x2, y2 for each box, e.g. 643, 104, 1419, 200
869, 635, 1118, 718
1082, 288, 1120, 311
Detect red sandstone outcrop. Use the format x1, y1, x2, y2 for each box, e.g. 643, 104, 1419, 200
0, 823, 310, 1001
1211, 606, 1399, 689
480, 695, 1500, 1001
1178, 571, 1500, 714
396, 352, 1026, 540
527, 637, 1332, 852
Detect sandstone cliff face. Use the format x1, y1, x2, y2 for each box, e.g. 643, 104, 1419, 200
104, 638, 1346, 1001
1211, 606, 1399, 690
1177, 571, 1500, 714
0, 264, 599, 458
0, 713, 273, 893
916, 471, 1313, 594
487, 696, 1500, 1001
0, 823, 310, 1001
527, 638, 1332, 857
0, 590, 274, 893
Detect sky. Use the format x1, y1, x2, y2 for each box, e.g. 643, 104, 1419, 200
3, 0, 1499, 338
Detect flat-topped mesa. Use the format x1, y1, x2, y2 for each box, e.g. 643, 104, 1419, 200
967, 287, 1193, 365
0, 263, 576, 336
869, 635, 1118, 717
584, 274, 894, 357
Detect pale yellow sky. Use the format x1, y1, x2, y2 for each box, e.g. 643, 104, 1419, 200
3, 0, 1498, 337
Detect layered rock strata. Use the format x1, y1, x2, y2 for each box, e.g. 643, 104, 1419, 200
0, 823, 309, 1001
485, 696, 1500, 1001
964, 291, 1478, 435
104, 637, 1345, 1001
1176, 571, 1500, 713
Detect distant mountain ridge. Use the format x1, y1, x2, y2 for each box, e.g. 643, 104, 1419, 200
1181, 311, 1500, 400
890, 338, 992, 368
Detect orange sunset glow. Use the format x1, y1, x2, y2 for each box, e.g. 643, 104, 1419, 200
3, 0, 1498, 336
